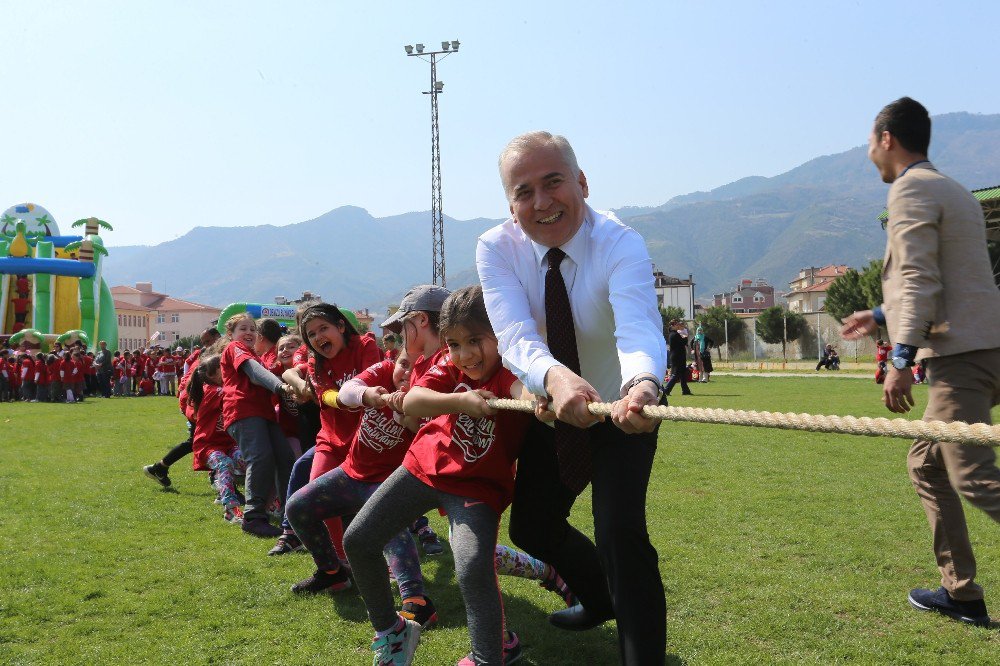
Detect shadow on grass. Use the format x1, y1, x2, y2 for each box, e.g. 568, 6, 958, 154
327, 548, 683, 665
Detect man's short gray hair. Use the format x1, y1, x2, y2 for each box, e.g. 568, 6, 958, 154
498, 131, 580, 196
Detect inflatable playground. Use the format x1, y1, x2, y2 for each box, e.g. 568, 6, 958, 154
0, 203, 118, 352
216, 302, 361, 333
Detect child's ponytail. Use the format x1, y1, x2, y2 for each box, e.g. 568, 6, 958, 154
188, 354, 221, 412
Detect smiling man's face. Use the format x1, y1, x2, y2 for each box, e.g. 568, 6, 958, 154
502, 142, 589, 249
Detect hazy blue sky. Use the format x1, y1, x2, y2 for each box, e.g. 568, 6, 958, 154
3, 1, 998, 246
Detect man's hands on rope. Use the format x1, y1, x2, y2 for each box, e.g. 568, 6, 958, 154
541, 365, 658, 434
840, 309, 915, 414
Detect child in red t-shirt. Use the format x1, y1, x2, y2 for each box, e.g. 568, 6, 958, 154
285, 348, 431, 610
84, 352, 98, 397
70, 351, 86, 402
343, 286, 534, 666
157, 351, 178, 396
220, 313, 294, 538
9, 352, 23, 399
274, 334, 304, 457
137, 376, 155, 396
280, 303, 380, 576
32, 353, 48, 402
0, 351, 10, 402
188, 354, 246, 524
20, 353, 36, 401
874, 339, 893, 384
44, 355, 61, 402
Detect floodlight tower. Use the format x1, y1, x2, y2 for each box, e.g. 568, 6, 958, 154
403, 40, 460, 286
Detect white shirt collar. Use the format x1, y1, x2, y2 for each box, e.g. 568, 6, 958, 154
528, 205, 594, 269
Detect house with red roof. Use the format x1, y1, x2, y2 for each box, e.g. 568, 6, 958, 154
111, 282, 221, 349
784, 265, 849, 314
713, 278, 775, 314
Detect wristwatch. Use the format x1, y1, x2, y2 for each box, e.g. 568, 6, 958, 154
624, 375, 665, 404
890, 356, 914, 370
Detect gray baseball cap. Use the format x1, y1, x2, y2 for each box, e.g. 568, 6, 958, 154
381, 284, 452, 333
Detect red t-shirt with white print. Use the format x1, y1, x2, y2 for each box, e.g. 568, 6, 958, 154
301, 334, 381, 457
402, 355, 529, 517
340, 359, 416, 483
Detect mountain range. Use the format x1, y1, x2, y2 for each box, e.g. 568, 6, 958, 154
104, 112, 1000, 313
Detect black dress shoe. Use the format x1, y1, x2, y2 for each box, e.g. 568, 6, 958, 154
548, 603, 614, 631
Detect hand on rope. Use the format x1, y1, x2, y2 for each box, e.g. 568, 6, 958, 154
543, 366, 604, 429
485, 398, 1000, 447
611, 379, 660, 434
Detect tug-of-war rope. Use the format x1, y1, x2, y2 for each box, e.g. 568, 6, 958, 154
487, 399, 1000, 447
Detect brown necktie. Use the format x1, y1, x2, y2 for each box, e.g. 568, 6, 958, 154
545, 247, 593, 494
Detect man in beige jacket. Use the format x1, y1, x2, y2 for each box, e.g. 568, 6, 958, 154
842, 97, 1000, 628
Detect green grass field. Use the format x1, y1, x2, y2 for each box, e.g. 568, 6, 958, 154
2, 377, 999, 665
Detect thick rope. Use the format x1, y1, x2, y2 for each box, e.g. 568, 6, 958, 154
486, 398, 1000, 447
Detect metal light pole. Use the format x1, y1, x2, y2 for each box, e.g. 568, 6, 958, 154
403, 40, 461, 286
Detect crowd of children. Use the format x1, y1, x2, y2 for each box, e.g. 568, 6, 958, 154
0, 341, 199, 403
110, 346, 190, 397
140, 287, 576, 665
1, 341, 98, 403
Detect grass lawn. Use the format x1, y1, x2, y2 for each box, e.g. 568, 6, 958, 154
2, 377, 999, 665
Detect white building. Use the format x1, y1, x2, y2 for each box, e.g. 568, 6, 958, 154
653, 269, 695, 320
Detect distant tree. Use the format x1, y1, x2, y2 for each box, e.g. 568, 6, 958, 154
696, 305, 745, 353
175, 336, 200, 352
756, 306, 807, 361
356, 321, 370, 334
823, 268, 867, 322
859, 259, 884, 309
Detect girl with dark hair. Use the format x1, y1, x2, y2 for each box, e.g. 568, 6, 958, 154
280, 303, 380, 588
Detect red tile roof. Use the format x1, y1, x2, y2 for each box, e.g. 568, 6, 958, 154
113, 299, 154, 312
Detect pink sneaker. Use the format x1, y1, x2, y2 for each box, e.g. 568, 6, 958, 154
455, 631, 522, 665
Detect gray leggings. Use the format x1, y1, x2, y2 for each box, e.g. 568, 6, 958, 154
226, 416, 294, 521
343, 466, 504, 666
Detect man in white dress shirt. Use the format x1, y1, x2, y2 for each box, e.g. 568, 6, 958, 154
477, 131, 667, 665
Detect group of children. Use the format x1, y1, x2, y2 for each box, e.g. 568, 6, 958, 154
147, 286, 574, 665
109, 347, 186, 397
0, 342, 190, 403
1, 342, 96, 403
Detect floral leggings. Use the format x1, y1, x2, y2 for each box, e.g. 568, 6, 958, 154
286, 465, 424, 602
494, 543, 548, 580
207, 449, 246, 509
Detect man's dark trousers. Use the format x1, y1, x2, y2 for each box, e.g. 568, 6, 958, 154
509, 419, 665, 665
97, 371, 112, 398
664, 353, 688, 395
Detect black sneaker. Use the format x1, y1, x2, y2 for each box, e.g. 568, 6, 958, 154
268, 532, 306, 556
416, 525, 444, 556
399, 595, 438, 629
241, 516, 282, 538
908, 587, 991, 627
291, 567, 352, 594
143, 463, 171, 488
